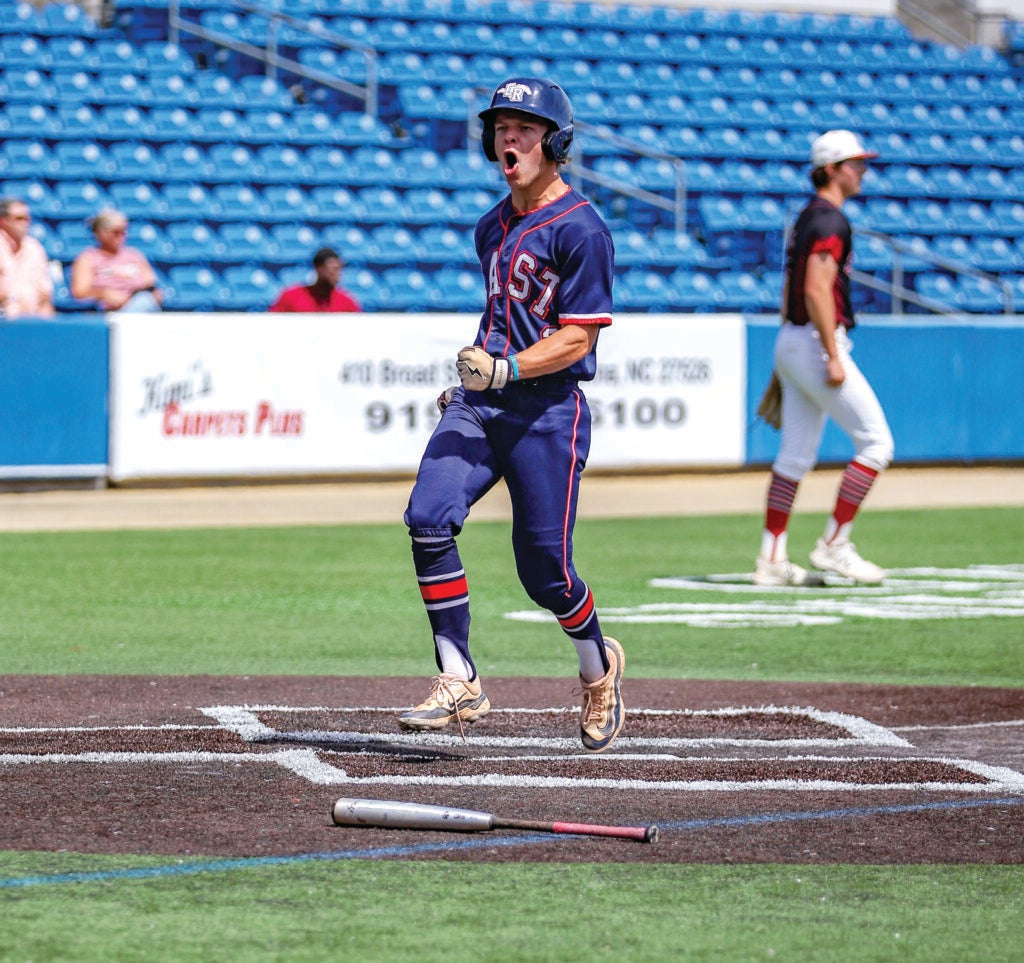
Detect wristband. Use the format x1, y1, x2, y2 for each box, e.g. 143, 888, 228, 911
508, 354, 519, 382
491, 357, 509, 390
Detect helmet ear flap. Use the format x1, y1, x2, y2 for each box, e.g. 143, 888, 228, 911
542, 124, 574, 163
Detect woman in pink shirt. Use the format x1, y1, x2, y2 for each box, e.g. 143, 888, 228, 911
70, 209, 162, 312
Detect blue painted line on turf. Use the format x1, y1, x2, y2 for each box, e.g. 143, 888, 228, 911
658, 795, 1024, 832
2, 796, 1021, 890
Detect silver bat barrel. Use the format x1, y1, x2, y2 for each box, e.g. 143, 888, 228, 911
332, 797, 493, 832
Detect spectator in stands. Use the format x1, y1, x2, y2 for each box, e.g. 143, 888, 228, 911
70, 209, 162, 313
0, 197, 54, 320
269, 247, 361, 313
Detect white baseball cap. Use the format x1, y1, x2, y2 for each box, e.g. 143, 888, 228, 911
810, 129, 878, 169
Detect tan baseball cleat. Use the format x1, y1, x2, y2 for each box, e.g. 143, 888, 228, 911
579, 637, 625, 753
398, 674, 491, 731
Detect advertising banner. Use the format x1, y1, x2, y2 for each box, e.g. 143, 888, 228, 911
108, 312, 745, 481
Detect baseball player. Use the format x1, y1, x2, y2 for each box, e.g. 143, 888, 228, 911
754, 130, 894, 586
399, 77, 625, 752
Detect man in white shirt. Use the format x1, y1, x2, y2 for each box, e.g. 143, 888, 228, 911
0, 197, 54, 319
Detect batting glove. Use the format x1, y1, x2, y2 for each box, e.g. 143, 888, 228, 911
456, 346, 516, 391
436, 385, 458, 413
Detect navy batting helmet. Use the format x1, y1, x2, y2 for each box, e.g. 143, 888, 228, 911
478, 77, 574, 164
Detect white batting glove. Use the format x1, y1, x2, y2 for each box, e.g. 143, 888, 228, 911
436, 385, 458, 413
456, 346, 512, 391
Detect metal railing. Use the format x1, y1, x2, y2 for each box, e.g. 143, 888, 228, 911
851, 227, 1015, 315
167, 0, 379, 117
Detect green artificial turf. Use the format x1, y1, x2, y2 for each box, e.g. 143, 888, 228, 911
0, 506, 1021, 686
1, 857, 1021, 962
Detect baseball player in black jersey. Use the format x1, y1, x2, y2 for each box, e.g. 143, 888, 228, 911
755, 130, 894, 586
399, 78, 625, 752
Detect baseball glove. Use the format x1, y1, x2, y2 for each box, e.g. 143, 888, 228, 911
756, 371, 783, 430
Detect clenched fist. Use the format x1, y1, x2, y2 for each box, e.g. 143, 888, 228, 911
456, 346, 512, 391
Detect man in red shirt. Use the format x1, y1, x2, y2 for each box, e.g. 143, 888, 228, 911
269, 247, 361, 313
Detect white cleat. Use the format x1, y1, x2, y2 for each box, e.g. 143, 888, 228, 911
809, 537, 884, 584
753, 555, 813, 587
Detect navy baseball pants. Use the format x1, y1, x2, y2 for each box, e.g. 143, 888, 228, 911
404, 380, 606, 679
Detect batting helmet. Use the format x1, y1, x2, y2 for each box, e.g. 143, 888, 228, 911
478, 77, 574, 164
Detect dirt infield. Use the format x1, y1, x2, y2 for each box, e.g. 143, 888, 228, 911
1, 467, 1021, 866
1, 465, 1022, 531
1, 674, 1022, 864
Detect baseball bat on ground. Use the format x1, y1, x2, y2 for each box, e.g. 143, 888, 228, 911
331, 797, 658, 843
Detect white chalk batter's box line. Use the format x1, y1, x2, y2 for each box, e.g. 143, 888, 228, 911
3, 704, 1022, 794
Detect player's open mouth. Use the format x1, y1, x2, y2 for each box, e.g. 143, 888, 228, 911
503, 151, 519, 175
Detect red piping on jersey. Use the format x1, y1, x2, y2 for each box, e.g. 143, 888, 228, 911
560, 387, 583, 591
482, 199, 592, 352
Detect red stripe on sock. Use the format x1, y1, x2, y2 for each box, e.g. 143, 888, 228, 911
419, 576, 468, 602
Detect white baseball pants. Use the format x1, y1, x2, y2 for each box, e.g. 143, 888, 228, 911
773, 322, 894, 481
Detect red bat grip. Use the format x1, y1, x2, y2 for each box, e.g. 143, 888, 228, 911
495, 817, 658, 843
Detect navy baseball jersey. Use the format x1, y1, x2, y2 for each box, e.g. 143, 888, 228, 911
472, 187, 614, 381
784, 195, 856, 330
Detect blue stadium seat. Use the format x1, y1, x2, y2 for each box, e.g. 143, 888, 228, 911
948, 201, 997, 235
0, 36, 50, 70
108, 181, 166, 220
380, 267, 431, 310
217, 223, 278, 264
204, 144, 260, 183
220, 266, 276, 311
236, 76, 294, 110
357, 186, 405, 223
0, 68, 53, 105
210, 185, 267, 222
862, 199, 911, 234
649, 230, 711, 269
164, 266, 225, 312
49, 219, 94, 260
320, 224, 372, 260
617, 269, 675, 311
417, 224, 475, 267
255, 145, 311, 184
0, 104, 59, 140
52, 180, 109, 220
991, 202, 1024, 235
92, 39, 140, 73
146, 107, 197, 142
93, 72, 145, 106
193, 108, 251, 143
394, 148, 445, 188
907, 200, 950, 235
37, 1, 100, 36
190, 72, 240, 109
98, 105, 149, 142
958, 276, 1008, 313
55, 104, 102, 139
429, 267, 480, 310
669, 270, 718, 312
913, 272, 958, 310
715, 271, 776, 312
970, 237, 1020, 272
309, 186, 363, 222
51, 70, 93, 104
107, 141, 163, 181
268, 223, 322, 256
160, 182, 214, 220
302, 146, 350, 183
162, 222, 225, 264
367, 225, 418, 264
0, 140, 51, 179
137, 42, 196, 77
262, 186, 314, 221
340, 146, 400, 187
401, 188, 450, 225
